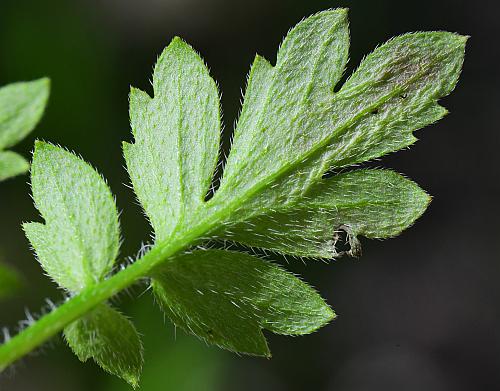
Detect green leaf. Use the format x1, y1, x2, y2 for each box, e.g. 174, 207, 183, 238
5, 9, 465, 380
117, 9, 465, 357
23, 142, 120, 292
23, 144, 142, 384
64, 303, 143, 388
124, 37, 220, 242
0, 151, 29, 181
0, 78, 50, 150
213, 11, 466, 219
152, 249, 334, 356
0, 78, 50, 181
219, 9, 349, 203
221, 169, 431, 258
0, 263, 22, 300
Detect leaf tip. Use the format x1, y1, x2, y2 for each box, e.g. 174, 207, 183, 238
32, 140, 55, 159
123, 372, 141, 389
167, 35, 190, 52
317, 7, 349, 22
33, 139, 47, 149
334, 7, 349, 16
28, 77, 50, 95
451, 33, 469, 55
29, 78, 51, 115
327, 306, 337, 322
32, 139, 47, 156
34, 76, 50, 92
170, 35, 183, 44
255, 338, 272, 359
307, 303, 336, 334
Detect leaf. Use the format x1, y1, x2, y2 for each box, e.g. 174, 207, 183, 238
218, 9, 349, 205
221, 169, 431, 258
0, 78, 50, 181
118, 9, 466, 357
0, 151, 29, 181
0, 78, 50, 150
152, 249, 334, 357
23, 141, 120, 292
10, 8, 465, 378
213, 11, 466, 220
64, 303, 143, 388
124, 37, 220, 242
0, 263, 22, 300
23, 143, 143, 384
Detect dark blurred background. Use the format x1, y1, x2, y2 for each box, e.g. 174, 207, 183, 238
0, 0, 498, 390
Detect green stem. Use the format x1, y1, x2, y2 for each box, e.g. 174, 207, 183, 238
0, 218, 213, 370
0, 49, 431, 369
0, 156, 273, 369
0, 87, 382, 368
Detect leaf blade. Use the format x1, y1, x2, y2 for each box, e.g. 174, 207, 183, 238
0, 78, 50, 150
64, 304, 143, 388
218, 9, 350, 203
152, 249, 334, 356
214, 16, 466, 220
24, 142, 120, 292
220, 170, 430, 258
0, 151, 29, 181
125, 37, 221, 242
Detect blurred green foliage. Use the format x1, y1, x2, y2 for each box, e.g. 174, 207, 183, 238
0, 263, 21, 300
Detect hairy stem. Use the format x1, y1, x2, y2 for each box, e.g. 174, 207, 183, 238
0, 123, 349, 368
0, 144, 299, 369
0, 217, 214, 370
0, 93, 400, 368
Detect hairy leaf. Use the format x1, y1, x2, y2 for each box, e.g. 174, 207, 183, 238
124, 37, 220, 242
24, 142, 120, 292
221, 169, 431, 258
11, 8, 466, 381
64, 304, 143, 388
217, 10, 350, 205
152, 249, 334, 356
213, 11, 466, 220
117, 9, 467, 358
0, 78, 49, 181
